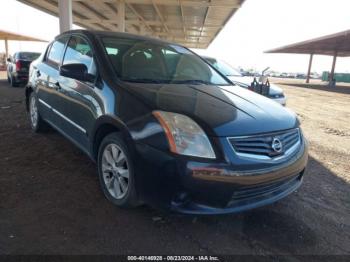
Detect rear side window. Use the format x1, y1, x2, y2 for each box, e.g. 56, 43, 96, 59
63, 36, 96, 76
46, 37, 68, 67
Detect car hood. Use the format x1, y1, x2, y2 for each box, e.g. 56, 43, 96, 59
268, 83, 284, 95
123, 82, 298, 137
228, 76, 284, 95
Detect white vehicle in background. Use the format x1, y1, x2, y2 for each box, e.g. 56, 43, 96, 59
203, 56, 287, 106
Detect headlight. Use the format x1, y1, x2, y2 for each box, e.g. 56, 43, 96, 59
153, 111, 216, 159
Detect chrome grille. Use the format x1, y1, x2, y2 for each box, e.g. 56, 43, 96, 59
228, 128, 301, 159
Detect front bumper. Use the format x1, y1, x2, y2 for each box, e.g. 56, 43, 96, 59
135, 135, 308, 215
173, 170, 304, 215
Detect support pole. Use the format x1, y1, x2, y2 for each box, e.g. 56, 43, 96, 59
4, 38, 9, 59
58, 0, 72, 33
306, 53, 313, 84
117, 0, 125, 32
140, 25, 146, 35
329, 52, 337, 87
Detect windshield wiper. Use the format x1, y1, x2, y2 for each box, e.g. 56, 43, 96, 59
171, 79, 212, 85
122, 78, 170, 84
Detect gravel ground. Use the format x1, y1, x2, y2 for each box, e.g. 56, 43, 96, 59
0, 74, 349, 258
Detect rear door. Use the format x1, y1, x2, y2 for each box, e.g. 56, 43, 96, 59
36, 36, 69, 125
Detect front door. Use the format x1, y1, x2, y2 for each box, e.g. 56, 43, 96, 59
52, 35, 101, 152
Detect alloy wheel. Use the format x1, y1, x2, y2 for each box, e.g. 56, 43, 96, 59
30, 95, 38, 128
101, 143, 130, 200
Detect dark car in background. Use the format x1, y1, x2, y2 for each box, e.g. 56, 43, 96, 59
25, 30, 308, 214
7, 51, 41, 87
203, 56, 287, 106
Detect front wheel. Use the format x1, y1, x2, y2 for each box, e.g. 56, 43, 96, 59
98, 133, 138, 208
28, 92, 48, 132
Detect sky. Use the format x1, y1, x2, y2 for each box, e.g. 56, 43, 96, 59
1, 0, 350, 74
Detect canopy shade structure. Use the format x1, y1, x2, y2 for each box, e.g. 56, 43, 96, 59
0, 29, 48, 42
265, 29, 350, 57
265, 29, 350, 85
0, 29, 48, 59
17, 0, 245, 49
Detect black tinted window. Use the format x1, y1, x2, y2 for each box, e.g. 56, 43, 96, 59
63, 36, 96, 75
18, 52, 41, 61
47, 37, 67, 67
102, 37, 229, 85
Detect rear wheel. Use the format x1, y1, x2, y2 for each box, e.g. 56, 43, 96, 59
28, 92, 48, 132
98, 133, 138, 208
9, 75, 17, 87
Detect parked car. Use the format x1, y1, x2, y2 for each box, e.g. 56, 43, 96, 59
296, 73, 306, 79
7, 52, 41, 87
203, 56, 287, 106
26, 30, 308, 214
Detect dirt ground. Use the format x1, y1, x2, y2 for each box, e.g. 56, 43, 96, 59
0, 72, 349, 258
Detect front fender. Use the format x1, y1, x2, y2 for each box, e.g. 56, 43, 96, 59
90, 114, 135, 161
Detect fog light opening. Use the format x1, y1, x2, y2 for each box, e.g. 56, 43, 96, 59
172, 192, 190, 207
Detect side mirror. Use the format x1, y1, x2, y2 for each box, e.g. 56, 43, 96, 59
59, 63, 95, 82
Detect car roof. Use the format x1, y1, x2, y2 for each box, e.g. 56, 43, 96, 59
202, 56, 218, 63
202, 55, 213, 59
17, 51, 41, 54
56, 29, 176, 47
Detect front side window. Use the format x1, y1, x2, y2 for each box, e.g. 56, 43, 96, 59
102, 37, 229, 85
47, 37, 68, 67
63, 36, 96, 76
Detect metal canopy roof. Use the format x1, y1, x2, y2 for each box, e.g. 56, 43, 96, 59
0, 29, 47, 42
17, 0, 245, 49
265, 29, 350, 57
1, 29, 47, 59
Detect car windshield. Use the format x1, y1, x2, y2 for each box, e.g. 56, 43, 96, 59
205, 58, 242, 77
18, 52, 41, 61
102, 37, 230, 85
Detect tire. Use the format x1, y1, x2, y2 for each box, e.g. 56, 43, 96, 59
10, 75, 18, 87
28, 92, 48, 133
97, 132, 138, 208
